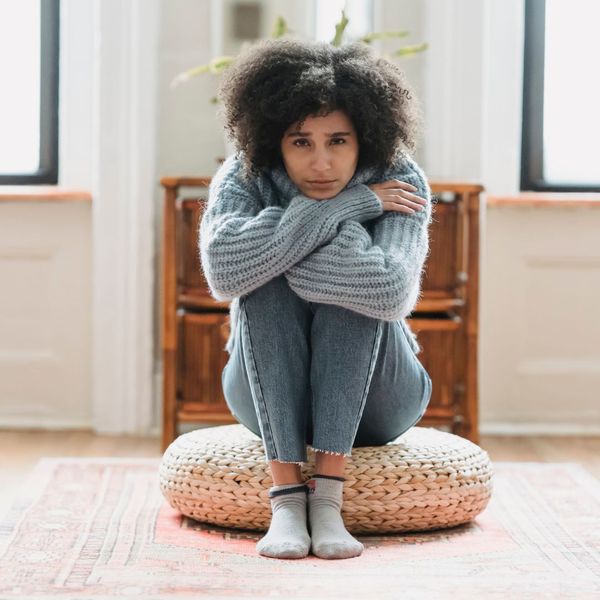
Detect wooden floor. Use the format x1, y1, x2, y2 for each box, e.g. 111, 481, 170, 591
1, 429, 599, 517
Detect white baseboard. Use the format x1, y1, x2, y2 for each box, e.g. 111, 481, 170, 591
480, 422, 600, 436
0, 417, 92, 430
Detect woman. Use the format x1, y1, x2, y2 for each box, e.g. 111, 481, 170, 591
200, 37, 433, 560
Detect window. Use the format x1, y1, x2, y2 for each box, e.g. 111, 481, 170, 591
521, 0, 600, 192
0, 0, 59, 185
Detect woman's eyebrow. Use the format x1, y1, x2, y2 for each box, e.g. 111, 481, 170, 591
286, 131, 352, 137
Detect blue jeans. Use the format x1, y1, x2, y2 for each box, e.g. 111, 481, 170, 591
221, 275, 432, 464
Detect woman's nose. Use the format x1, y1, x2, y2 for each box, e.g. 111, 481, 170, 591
310, 149, 333, 170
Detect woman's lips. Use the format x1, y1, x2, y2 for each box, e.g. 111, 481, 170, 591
308, 180, 336, 186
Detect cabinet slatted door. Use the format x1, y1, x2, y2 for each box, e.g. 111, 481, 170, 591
407, 314, 463, 427
160, 174, 483, 451
177, 311, 233, 421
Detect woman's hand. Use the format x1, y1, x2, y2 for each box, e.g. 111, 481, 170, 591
367, 179, 428, 214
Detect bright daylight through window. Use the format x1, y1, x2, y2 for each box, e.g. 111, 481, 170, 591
0, 0, 41, 176
543, 0, 600, 185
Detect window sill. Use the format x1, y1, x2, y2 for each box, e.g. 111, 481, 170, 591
487, 192, 600, 208
0, 185, 92, 202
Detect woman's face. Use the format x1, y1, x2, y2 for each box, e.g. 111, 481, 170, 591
280, 109, 359, 200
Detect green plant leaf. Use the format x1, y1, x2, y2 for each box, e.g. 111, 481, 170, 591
170, 55, 235, 88
360, 30, 411, 44
271, 15, 289, 38
393, 42, 428, 57
331, 9, 349, 47
208, 55, 236, 73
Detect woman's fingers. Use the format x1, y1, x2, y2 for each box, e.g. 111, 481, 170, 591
379, 191, 426, 212
376, 179, 418, 192
368, 180, 427, 210
393, 191, 427, 206
367, 180, 428, 214
384, 203, 416, 214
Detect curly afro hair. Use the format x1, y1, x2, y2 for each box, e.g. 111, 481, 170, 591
216, 37, 424, 182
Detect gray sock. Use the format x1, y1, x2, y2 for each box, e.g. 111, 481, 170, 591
307, 474, 364, 559
256, 482, 311, 559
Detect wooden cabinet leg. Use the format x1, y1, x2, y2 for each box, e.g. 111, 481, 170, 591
162, 349, 177, 452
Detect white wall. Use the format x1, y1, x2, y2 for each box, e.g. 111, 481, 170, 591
481, 204, 600, 433
0, 0, 159, 434
0, 201, 92, 429
0, 0, 94, 430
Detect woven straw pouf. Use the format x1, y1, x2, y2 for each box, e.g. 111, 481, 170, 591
159, 423, 493, 534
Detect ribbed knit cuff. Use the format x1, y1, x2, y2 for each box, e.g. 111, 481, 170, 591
313, 473, 346, 482
268, 483, 308, 498
321, 183, 383, 224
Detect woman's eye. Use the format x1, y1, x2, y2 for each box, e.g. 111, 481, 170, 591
292, 138, 345, 147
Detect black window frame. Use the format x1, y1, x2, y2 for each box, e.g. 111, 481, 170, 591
521, 0, 600, 192
0, 0, 59, 185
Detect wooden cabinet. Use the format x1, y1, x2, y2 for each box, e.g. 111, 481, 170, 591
160, 175, 484, 451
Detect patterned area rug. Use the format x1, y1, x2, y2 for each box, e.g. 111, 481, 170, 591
0, 458, 598, 599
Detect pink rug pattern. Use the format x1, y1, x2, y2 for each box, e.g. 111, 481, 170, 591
0, 458, 598, 599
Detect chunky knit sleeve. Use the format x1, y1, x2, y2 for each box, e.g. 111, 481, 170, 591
283, 154, 433, 321
199, 153, 384, 300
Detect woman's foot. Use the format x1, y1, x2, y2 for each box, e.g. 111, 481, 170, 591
256, 482, 311, 559
307, 474, 364, 559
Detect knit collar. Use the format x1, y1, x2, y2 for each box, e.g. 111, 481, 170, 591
267, 160, 382, 205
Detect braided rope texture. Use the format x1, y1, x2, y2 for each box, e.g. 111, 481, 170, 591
158, 424, 494, 534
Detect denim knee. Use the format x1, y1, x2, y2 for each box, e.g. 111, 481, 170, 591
244, 274, 292, 310
243, 274, 309, 335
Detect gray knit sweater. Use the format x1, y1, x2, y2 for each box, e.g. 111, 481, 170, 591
199, 148, 433, 355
